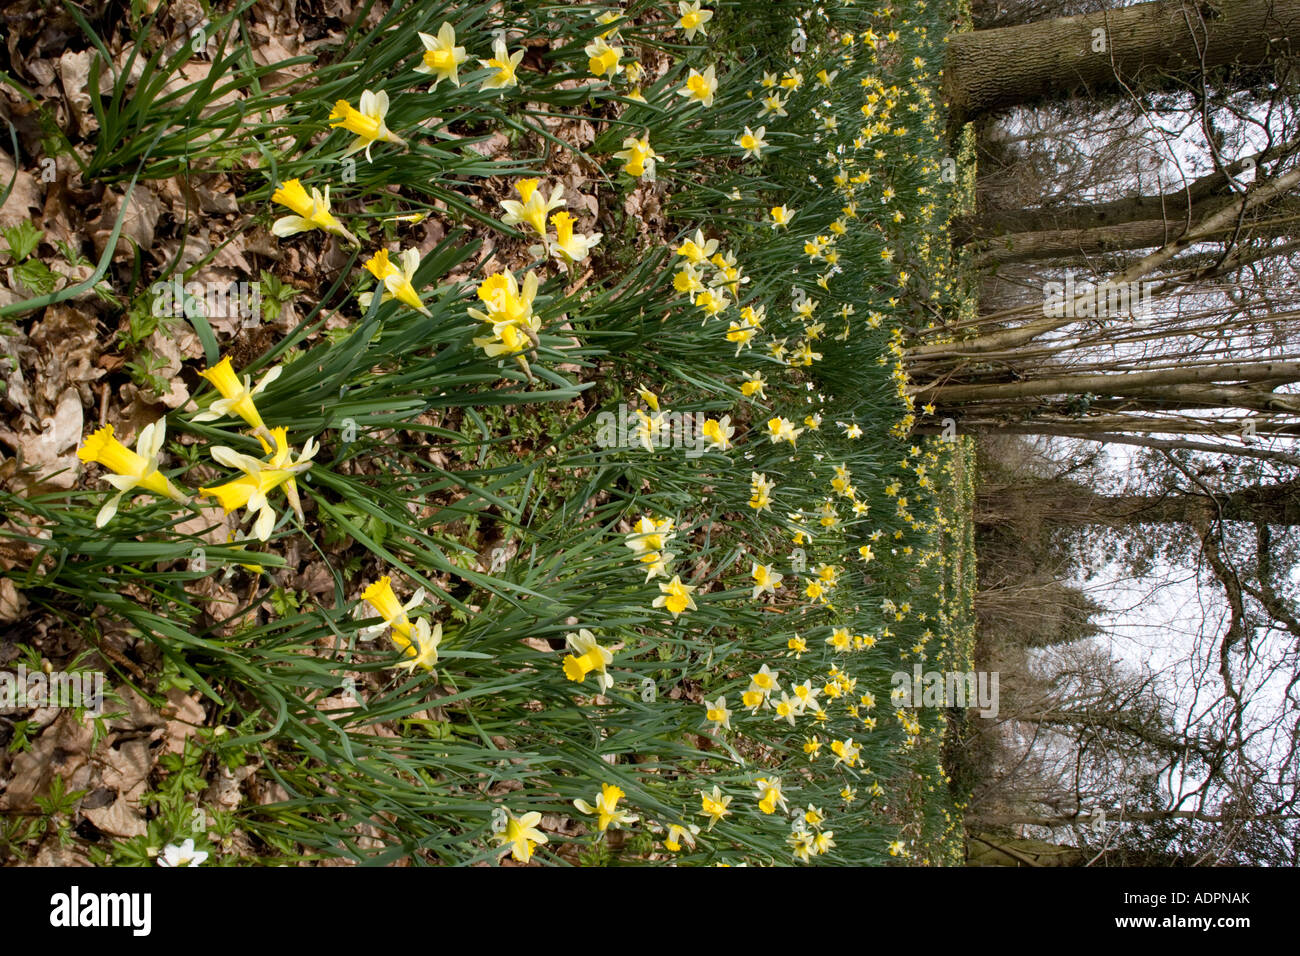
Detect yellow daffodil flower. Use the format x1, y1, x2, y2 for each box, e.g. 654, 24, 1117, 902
748, 470, 774, 511
573, 783, 638, 832
755, 777, 787, 815
700, 415, 734, 450
359, 575, 442, 673
561, 628, 614, 691
613, 132, 658, 179
748, 663, 779, 696
329, 90, 405, 161
698, 786, 731, 829
766, 416, 803, 446
654, 574, 697, 617
469, 269, 540, 328
584, 37, 623, 78
758, 93, 787, 118
676, 65, 717, 107
192, 356, 280, 450
736, 125, 767, 159
478, 35, 524, 91
77, 420, 189, 526
676, 2, 713, 40
499, 178, 565, 238
773, 692, 798, 726
789, 829, 815, 862
663, 822, 699, 852
769, 205, 793, 228
415, 22, 467, 88
544, 211, 602, 265
496, 809, 548, 863
360, 247, 431, 316
704, 695, 731, 731
751, 562, 783, 601
625, 515, 674, 556
199, 427, 318, 541
271, 179, 358, 245
831, 737, 862, 768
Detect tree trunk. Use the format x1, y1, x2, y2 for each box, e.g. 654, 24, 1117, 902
944, 0, 1300, 128
970, 207, 1300, 268
967, 834, 1085, 866
977, 809, 1300, 828
953, 151, 1277, 242
915, 361, 1300, 406
975, 477, 1300, 527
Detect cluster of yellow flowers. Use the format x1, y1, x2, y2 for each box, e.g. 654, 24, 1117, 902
498, 178, 603, 267
77, 356, 316, 542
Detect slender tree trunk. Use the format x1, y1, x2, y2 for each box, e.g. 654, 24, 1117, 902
915, 361, 1300, 405
977, 809, 1300, 827
944, 0, 1300, 128
970, 208, 1300, 268
976, 477, 1300, 527
953, 150, 1284, 242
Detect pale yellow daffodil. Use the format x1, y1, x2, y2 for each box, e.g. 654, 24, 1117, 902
77, 419, 189, 526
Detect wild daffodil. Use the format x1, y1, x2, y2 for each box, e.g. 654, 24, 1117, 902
329, 90, 405, 161
271, 179, 358, 245
676, 65, 718, 107
675, 1, 713, 40
77, 420, 189, 526
415, 22, 468, 88
736, 125, 767, 159
561, 628, 614, 691
613, 133, 658, 179
499, 178, 565, 238
573, 783, 638, 832
496, 809, 547, 863
663, 822, 700, 852
192, 356, 280, 450
700, 415, 734, 450
479, 35, 524, 91
769, 205, 794, 228
704, 695, 732, 731
584, 36, 623, 78
654, 574, 697, 617
751, 562, 783, 600
360, 247, 430, 316
199, 427, 318, 541
698, 786, 731, 829
543, 211, 602, 266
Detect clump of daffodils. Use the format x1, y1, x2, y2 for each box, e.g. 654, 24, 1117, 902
469, 269, 542, 378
